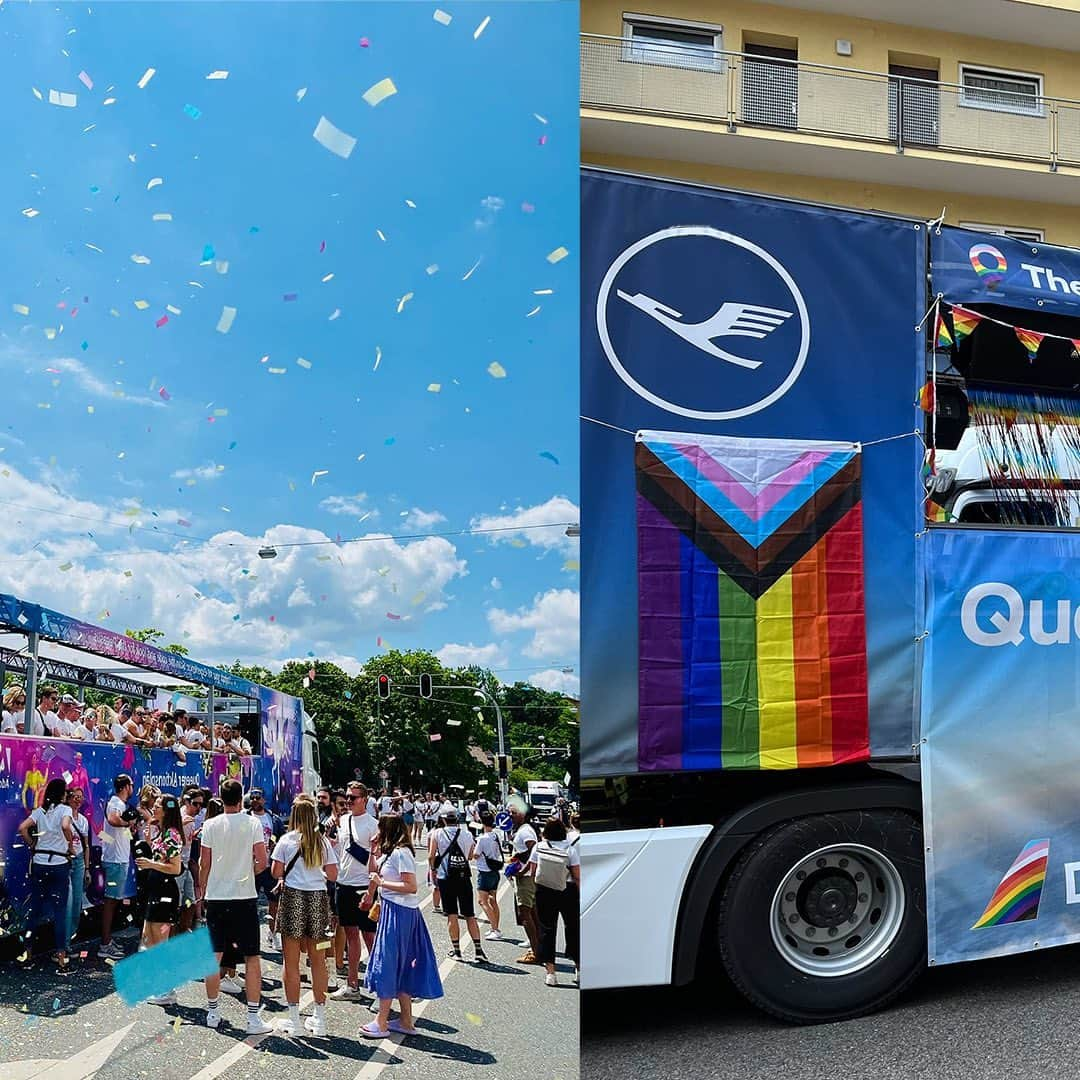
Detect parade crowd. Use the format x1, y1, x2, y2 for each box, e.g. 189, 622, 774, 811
3, 685, 253, 754
15, 770, 580, 1040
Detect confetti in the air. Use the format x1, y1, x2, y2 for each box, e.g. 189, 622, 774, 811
78, 71, 94, 90
396, 293, 414, 313
216, 306, 237, 334
137, 68, 156, 89
547, 246, 569, 264
363, 78, 398, 107
313, 115, 357, 159
48, 89, 77, 107
434, 9, 452, 25
206, 70, 229, 80
487, 361, 506, 379
474, 15, 491, 39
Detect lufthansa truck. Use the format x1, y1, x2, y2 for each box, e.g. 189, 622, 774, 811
580, 167, 1080, 1021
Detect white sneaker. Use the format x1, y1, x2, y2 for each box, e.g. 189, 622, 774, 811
218, 976, 243, 994
304, 1013, 328, 1036
326, 976, 339, 992
330, 985, 363, 1000
276, 1018, 297, 1038
205, 1008, 222, 1029
545, 973, 557, 987
484, 930, 503, 941
146, 991, 177, 1005
247, 1012, 274, 1036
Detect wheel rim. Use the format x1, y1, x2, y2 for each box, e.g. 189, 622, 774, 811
769, 842, 906, 978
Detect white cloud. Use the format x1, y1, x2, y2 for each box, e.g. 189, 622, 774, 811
172, 463, 224, 481
436, 642, 508, 669
402, 507, 447, 531
527, 668, 580, 696
475, 194, 506, 230
472, 496, 579, 554
47, 356, 164, 408
320, 493, 370, 517
488, 588, 579, 660
0, 464, 468, 671
490, 577, 502, 590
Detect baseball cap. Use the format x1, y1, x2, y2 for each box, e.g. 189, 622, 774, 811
60, 693, 78, 705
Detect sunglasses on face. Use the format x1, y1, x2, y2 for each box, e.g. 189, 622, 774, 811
347, 794, 361, 802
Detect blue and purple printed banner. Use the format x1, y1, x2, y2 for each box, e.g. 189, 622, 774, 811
922, 527, 1080, 964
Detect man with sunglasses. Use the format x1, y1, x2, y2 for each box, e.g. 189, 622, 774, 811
247, 788, 285, 951
330, 781, 379, 1001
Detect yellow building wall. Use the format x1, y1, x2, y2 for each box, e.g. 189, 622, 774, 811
582, 151, 1080, 246
583, 0, 1080, 98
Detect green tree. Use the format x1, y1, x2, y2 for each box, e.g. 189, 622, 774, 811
501, 682, 579, 787
125, 627, 189, 656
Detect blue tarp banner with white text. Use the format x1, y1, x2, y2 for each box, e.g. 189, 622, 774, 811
922, 527, 1080, 964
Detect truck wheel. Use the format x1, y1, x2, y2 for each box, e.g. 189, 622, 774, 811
717, 809, 924, 1023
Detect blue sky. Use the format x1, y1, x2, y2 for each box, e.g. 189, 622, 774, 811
0, 1, 579, 692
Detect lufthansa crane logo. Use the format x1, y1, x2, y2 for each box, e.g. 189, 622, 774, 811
596, 226, 811, 421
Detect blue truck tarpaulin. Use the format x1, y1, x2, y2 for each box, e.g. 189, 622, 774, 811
921, 527, 1080, 964
932, 225, 1080, 317
580, 170, 926, 777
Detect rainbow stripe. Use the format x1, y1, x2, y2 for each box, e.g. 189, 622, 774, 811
636, 434, 870, 772
950, 306, 982, 344
972, 839, 1049, 929
935, 311, 953, 349
1015, 326, 1045, 362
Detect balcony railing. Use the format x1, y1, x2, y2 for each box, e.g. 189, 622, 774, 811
581, 33, 1080, 168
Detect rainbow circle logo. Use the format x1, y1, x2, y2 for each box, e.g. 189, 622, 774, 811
969, 243, 1007, 287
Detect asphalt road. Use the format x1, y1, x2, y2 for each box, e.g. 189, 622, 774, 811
0, 858, 578, 1080
583, 945, 1080, 1080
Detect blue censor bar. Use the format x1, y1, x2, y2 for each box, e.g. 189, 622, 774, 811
112, 926, 218, 1006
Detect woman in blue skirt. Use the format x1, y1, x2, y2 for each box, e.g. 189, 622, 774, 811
361, 814, 443, 1037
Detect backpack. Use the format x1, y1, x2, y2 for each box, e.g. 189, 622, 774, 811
534, 841, 570, 892
434, 828, 471, 883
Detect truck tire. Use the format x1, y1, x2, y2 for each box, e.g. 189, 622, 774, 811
717, 809, 925, 1023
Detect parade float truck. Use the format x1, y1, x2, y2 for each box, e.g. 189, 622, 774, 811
580, 167, 1080, 1021
0, 594, 321, 947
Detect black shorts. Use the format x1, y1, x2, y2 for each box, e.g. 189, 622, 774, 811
439, 874, 475, 918
335, 883, 378, 932
145, 872, 181, 926
205, 898, 261, 958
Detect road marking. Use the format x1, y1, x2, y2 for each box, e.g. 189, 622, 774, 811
8, 1022, 137, 1080
352, 877, 514, 1080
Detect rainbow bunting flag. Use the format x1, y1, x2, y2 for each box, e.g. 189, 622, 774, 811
950, 306, 982, 345
1015, 326, 1046, 363
635, 433, 870, 772
918, 381, 934, 413
935, 310, 953, 349
972, 838, 1049, 928
1071, 339, 1080, 357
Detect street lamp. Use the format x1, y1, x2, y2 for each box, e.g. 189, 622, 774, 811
474, 688, 508, 804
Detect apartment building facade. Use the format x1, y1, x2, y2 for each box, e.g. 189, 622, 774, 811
582, 0, 1080, 243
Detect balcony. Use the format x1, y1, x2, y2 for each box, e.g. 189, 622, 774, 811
581, 33, 1080, 204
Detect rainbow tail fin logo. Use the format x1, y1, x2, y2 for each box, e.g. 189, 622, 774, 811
972, 839, 1050, 929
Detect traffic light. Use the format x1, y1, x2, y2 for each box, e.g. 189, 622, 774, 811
377, 674, 392, 700
419, 673, 433, 699
497, 754, 509, 779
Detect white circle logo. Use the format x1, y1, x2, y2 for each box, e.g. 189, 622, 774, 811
596, 226, 811, 421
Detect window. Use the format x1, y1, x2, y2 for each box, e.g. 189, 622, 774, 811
959, 65, 1043, 116
959, 222, 1045, 243
622, 13, 723, 70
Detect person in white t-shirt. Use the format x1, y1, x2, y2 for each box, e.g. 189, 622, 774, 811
2, 685, 26, 733
360, 815, 443, 1038
98, 773, 137, 959
528, 817, 581, 986
431, 811, 487, 962
473, 812, 504, 940
330, 781, 380, 1001
199, 778, 272, 1034
271, 797, 338, 1037
18, 777, 75, 970
32, 686, 59, 738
